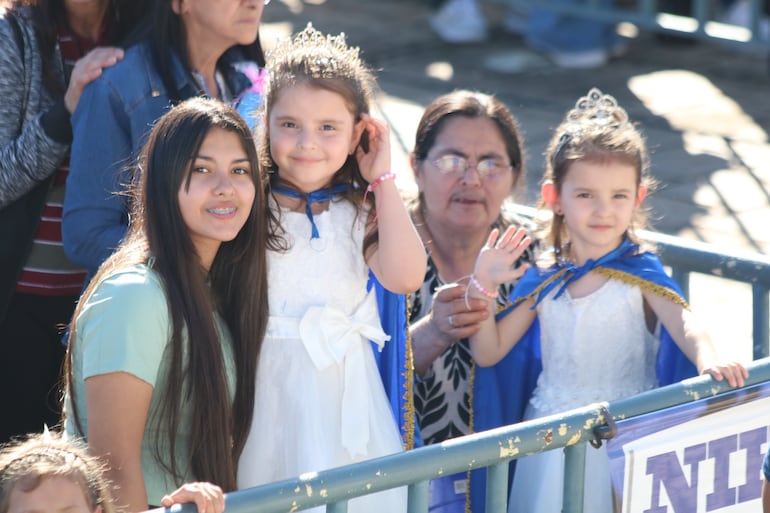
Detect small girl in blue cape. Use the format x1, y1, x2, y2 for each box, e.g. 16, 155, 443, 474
466, 88, 748, 513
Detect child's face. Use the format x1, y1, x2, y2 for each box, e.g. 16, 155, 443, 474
267, 83, 364, 192
548, 158, 645, 263
178, 127, 256, 270
7, 475, 100, 513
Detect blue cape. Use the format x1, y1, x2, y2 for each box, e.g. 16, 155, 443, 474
369, 238, 697, 512
368, 271, 419, 449
369, 271, 541, 512
504, 237, 697, 387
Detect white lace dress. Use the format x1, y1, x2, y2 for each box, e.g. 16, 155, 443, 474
508, 279, 659, 513
237, 200, 406, 513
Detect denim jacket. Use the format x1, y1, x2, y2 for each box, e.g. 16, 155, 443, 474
63, 41, 255, 278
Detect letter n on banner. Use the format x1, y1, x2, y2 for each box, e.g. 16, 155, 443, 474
607, 383, 770, 513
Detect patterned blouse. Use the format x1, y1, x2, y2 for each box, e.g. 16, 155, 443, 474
410, 213, 537, 445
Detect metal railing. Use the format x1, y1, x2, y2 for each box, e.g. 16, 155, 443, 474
492, 0, 770, 50
643, 229, 770, 359
153, 358, 770, 513
149, 219, 770, 513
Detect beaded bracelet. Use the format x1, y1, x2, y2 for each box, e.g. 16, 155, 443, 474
364, 173, 396, 199
471, 275, 498, 299
360, 173, 396, 226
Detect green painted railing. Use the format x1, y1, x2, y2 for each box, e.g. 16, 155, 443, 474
151, 358, 770, 513
150, 214, 770, 513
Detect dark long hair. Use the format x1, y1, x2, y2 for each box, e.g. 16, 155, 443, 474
64, 97, 275, 492
6, 0, 151, 95
148, 0, 265, 104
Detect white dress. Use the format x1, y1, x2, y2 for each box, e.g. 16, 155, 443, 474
238, 200, 406, 513
508, 279, 659, 513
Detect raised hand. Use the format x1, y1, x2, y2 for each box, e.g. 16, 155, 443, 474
355, 114, 391, 184
472, 225, 531, 296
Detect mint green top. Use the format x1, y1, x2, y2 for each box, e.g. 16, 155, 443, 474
64, 264, 236, 506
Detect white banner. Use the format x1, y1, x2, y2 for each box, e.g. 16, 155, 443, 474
608, 383, 770, 512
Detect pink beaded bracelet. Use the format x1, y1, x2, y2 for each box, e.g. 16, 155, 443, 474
365, 172, 396, 195
471, 275, 498, 299
360, 173, 396, 225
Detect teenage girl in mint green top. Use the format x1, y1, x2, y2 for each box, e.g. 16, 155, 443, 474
64, 98, 278, 512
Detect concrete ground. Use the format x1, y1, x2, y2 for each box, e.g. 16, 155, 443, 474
261, 0, 770, 360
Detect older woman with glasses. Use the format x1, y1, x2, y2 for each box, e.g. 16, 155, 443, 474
63, 0, 269, 282
407, 89, 541, 512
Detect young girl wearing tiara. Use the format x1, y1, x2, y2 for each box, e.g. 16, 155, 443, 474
0, 432, 225, 513
466, 88, 748, 513
236, 25, 425, 512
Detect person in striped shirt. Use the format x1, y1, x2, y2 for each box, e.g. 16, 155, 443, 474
0, 0, 149, 443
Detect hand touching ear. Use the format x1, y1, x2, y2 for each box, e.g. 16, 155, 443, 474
355, 114, 392, 184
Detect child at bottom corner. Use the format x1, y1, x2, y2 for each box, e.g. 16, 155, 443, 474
0, 432, 226, 513
465, 88, 748, 513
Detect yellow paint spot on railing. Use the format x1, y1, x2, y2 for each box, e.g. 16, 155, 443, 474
567, 432, 582, 445
499, 438, 520, 458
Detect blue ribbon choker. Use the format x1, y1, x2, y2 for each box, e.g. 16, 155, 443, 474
272, 183, 351, 239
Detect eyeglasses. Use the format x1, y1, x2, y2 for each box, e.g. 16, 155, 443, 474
429, 155, 511, 180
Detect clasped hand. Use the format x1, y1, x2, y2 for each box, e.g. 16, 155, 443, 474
430, 225, 532, 345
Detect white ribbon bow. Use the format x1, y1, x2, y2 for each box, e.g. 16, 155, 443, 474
299, 291, 390, 458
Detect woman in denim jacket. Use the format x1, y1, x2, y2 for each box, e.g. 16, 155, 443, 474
63, 0, 268, 280
0, 0, 148, 444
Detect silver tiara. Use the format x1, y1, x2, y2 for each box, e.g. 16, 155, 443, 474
553, 88, 629, 159
564, 87, 628, 128
267, 23, 362, 75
